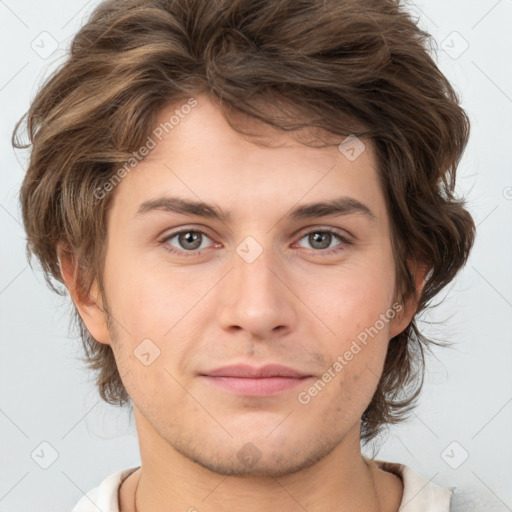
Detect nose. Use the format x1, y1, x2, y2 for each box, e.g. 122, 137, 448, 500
216, 241, 297, 340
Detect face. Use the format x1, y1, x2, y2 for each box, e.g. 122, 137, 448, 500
75, 94, 415, 477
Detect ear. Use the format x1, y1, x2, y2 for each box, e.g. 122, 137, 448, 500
389, 260, 429, 338
57, 245, 111, 345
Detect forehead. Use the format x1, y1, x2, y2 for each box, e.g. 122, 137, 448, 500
109, 94, 389, 228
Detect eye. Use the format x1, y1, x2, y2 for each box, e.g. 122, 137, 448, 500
295, 228, 351, 255
160, 227, 351, 258
161, 229, 216, 257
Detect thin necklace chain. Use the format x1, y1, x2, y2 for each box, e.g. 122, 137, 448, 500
133, 461, 382, 512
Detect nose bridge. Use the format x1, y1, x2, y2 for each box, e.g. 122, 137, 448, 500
234, 240, 279, 298
216, 235, 296, 337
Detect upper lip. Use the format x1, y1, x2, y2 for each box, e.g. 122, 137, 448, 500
200, 364, 311, 378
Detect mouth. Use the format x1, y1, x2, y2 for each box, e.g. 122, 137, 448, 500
198, 364, 313, 397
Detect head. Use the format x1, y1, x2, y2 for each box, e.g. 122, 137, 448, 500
14, 0, 475, 473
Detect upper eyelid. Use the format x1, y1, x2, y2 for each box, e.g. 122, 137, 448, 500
298, 226, 350, 237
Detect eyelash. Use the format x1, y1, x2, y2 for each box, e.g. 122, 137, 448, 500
160, 227, 351, 258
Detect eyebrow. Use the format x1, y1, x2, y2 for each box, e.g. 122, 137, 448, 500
136, 195, 376, 223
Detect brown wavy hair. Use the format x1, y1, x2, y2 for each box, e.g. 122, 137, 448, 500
13, 0, 475, 443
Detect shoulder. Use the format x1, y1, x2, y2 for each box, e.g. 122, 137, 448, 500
450, 485, 504, 512
371, 458, 453, 511
71, 467, 140, 512
371, 458, 497, 512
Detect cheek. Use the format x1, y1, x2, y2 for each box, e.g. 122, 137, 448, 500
103, 257, 213, 384
308, 260, 396, 392
103, 249, 189, 336
316, 263, 395, 336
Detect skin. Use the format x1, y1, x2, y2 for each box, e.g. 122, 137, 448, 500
61, 94, 426, 512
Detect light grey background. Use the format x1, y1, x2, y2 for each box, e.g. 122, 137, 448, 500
1, 0, 511, 510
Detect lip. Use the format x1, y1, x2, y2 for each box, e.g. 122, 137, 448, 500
199, 364, 313, 397
201, 364, 310, 378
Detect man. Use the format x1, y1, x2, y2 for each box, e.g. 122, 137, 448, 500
13, 0, 475, 510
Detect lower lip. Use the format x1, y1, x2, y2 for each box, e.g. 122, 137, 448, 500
201, 376, 311, 396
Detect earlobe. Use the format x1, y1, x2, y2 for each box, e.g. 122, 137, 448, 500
57, 245, 111, 345
389, 260, 429, 338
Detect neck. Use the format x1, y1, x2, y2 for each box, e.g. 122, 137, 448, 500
123, 412, 401, 512
132, 458, 383, 512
